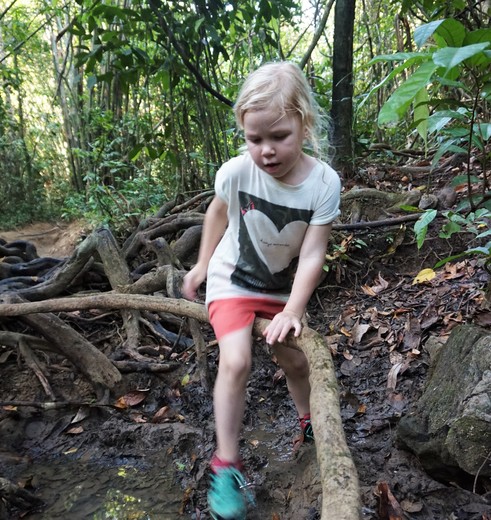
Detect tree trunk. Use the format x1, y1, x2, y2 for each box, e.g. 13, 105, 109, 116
331, 0, 356, 177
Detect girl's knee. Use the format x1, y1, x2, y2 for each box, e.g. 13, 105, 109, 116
219, 354, 251, 381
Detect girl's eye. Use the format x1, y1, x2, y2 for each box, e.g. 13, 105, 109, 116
273, 134, 288, 141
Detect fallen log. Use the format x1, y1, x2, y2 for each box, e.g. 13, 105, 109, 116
1, 294, 122, 392
0, 293, 361, 519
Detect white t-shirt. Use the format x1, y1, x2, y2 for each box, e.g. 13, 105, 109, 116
206, 153, 341, 305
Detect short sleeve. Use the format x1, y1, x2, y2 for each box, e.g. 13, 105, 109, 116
213, 155, 246, 205
309, 164, 342, 225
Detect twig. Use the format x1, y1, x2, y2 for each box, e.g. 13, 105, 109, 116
332, 213, 421, 230
473, 450, 491, 493
18, 337, 55, 400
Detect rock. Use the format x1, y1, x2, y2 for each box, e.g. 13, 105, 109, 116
340, 188, 421, 223
397, 325, 491, 479
418, 193, 439, 210
436, 186, 457, 209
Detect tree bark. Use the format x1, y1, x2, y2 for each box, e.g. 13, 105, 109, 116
331, 0, 356, 177
299, 0, 336, 70
2, 294, 122, 391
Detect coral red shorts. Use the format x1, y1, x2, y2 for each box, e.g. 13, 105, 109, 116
208, 297, 285, 340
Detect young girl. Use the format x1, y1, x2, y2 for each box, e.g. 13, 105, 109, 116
182, 61, 341, 520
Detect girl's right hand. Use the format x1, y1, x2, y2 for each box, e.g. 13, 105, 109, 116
181, 265, 207, 301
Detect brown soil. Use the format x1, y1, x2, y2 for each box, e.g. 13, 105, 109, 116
0, 218, 490, 520
0, 221, 90, 258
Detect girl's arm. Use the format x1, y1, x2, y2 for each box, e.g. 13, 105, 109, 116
181, 196, 229, 300
263, 223, 332, 344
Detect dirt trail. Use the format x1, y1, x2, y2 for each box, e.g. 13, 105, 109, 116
0, 221, 89, 258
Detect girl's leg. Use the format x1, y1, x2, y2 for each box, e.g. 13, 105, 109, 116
213, 324, 254, 464
271, 343, 310, 417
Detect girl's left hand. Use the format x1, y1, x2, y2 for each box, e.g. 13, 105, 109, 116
263, 310, 302, 345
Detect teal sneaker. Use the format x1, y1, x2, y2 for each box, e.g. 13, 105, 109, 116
300, 413, 314, 442
208, 466, 255, 520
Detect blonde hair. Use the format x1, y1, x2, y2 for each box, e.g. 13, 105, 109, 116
234, 61, 325, 156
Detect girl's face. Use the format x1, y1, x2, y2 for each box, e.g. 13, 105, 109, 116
243, 108, 311, 185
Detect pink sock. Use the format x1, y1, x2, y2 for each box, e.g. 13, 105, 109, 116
210, 453, 244, 473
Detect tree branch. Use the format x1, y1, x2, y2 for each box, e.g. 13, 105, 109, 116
299, 0, 336, 70
148, 0, 233, 107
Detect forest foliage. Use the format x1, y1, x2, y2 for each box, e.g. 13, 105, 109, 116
0, 0, 489, 236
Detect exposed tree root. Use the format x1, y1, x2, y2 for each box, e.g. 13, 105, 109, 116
0, 294, 361, 519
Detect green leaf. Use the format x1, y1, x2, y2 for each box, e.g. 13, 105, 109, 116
464, 28, 491, 45
481, 82, 491, 99
432, 75, 467, 88
433, 43, 490, 71
146, 145, 158, 159
434, 251, 471, 268
475, 123, 491, 141
195, 17, 205, 32
414, 209, 437, 249
467, 246, 491, 256
414, 20, 446, 49
368, 52, 428, 65
451, 175, 481, 186
129, 144, 144, 161
414, 88, 429, 144
432, 143, 468, 168
360, 55, 431, 112
476, 229, 491, 240
434, 19, 466, 47
463, 29, 491, 67
378, 61, 438, 125
439, 220, 461, 239
427, 108, 467, 134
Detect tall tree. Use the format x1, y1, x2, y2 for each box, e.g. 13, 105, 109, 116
331, 0, 355, 177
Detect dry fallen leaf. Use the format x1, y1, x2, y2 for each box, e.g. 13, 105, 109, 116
350, 322, 371, 344
273, 368, 285, 384
400, 498, 424, 513
62, 447, 78, 455
129, 412, 147, 423
412, 268, 436, 285
376, 481, 404, 520
65, 426, 84, 435
71, 406, 90, 424
362, 273, 389, 295
113, 390, 148, 409
152, 405, 173, 423
387, 362, 403, 391
361, 284, 377, 296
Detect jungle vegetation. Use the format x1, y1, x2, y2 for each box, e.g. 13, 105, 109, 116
0, 0, 489, 234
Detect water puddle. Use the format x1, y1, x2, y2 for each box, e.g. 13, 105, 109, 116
2, 410, 315, 519
8, 456, 182, 519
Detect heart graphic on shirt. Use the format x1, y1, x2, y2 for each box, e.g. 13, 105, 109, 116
243, 211, 307, 274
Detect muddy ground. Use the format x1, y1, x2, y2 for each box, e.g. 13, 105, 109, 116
0, 217, 490, 519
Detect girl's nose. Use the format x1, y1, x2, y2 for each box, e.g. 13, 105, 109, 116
262, 142, 275, 156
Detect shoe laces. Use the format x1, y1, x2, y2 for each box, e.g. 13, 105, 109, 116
300, 414, 314, 441
211, 467, 256, 507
